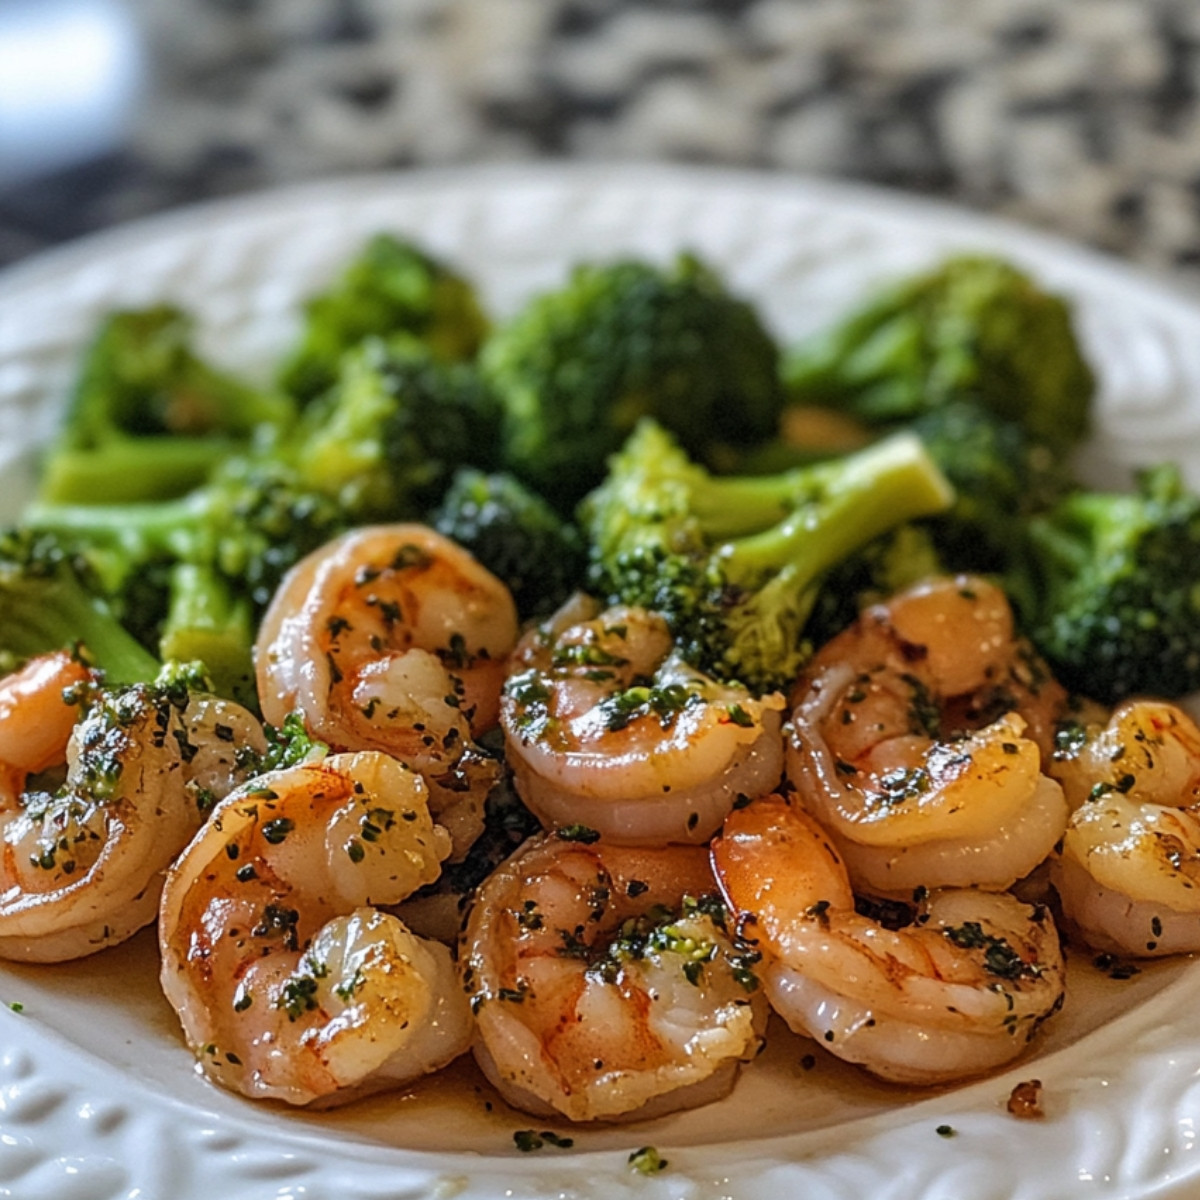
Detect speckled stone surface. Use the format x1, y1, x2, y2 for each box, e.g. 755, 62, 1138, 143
2, 0, 1200, 281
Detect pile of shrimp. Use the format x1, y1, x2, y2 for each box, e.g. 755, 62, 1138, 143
5, 525, 1200, 1121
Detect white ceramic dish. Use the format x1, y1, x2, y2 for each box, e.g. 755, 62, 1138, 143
3, 165, 1200, 1200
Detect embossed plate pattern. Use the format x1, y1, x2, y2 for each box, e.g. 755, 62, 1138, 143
2, 165, 1200, 1200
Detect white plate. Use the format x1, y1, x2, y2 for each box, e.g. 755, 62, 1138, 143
3, 164, 1200, 1200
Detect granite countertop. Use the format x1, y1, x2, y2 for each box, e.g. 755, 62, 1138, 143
2, 0, 1200, 282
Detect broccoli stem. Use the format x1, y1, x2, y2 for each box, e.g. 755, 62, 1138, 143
720, 433, 954, 586
159, 562, 256, 707
37, 437, 239, 505
704, 434, 953, 689
41, 305, 296, 506
23, 496, 204, 561
686, 471, 837, 541
0, 571, 159, 684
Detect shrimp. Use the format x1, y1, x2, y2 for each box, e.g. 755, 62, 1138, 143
787, 576, 1068, 896
158, 751, 470, 1106
712, 794, 1066, 1085
461, 832, 766, 1122
501, 599, 785, 845
256, 526, 518, 771
0, 651, 91, 801
1052, 700, 1200, 956
1050, 697, 1200, 812
0, 661, 265, 962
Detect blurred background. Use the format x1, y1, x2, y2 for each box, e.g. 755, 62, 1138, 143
2, 0, 1200, 280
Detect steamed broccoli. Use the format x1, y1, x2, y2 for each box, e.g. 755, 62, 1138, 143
296, 337, 498, 518
154, 560, 255, 703
783, 255, 1095, 452
911, 401, 1070, 575
202, 456, 351, 611
22, 334, 501, 695
0, 529, 160, 683
26, 330, 496, 613
39, 306, 293, 505
432, 469, 586, 618
581, 420, 955, 693
9, 500, 256, 703
1022, 464, 1200, 702
278, 234, 489, 405
22, 455, 351, 704
484, 254, 786, 508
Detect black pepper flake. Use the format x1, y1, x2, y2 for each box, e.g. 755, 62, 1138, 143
262, 818, 295, 845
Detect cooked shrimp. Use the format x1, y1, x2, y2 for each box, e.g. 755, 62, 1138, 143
712, 794, 1065, 1085
796, 575, 1067, 757
1052, 700, 1200, 956
256, 525, 519, 774
1050, 698, 1200, 813
0, 665, 264, 963
158, 751, 470, 1106
0, 651, 91, 803
501, 599, 785, 845
461, 832, 766, 1122
787, 576, 1068, 896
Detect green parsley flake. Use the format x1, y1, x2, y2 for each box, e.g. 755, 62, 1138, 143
513, 1129, 574, 1152
628, 1145, 669, 1174
556, 824, 601, 844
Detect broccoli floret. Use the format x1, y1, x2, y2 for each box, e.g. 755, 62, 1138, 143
484, 254, 786, 509
783, 255, 1095, 452
1023, 465, 1200, 702
201, 456, 351, 611
911, 401, 1070, 575
581, 420, 955, 693
23, 454, 351, 705
24, 328, 500, 697
28, 456, 349, 606
0, 529, 254, 734
432, 469, 586, 619
11, 504, 255, 703
278, 234, 489, 404
0, 529, 160, 683
295, 337, 498, 518
39, 306, 293, 505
